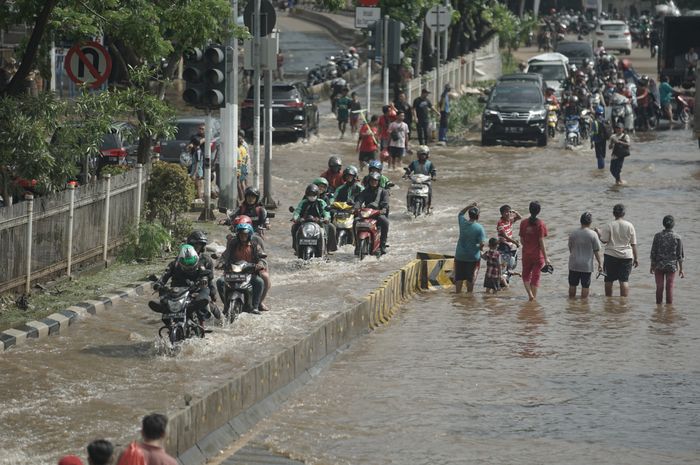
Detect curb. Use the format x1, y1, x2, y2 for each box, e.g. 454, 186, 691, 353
0, 281, 153, 352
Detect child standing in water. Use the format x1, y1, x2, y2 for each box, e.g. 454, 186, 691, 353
482, 238, 502, 293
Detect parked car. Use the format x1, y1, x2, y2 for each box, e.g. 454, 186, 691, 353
594, 20, 632, 55
481, 82, 547, 147
497, 73, 547, 96
525, 52, 569, 98
554, 40, 595, 68
240, 82, 319, 141
98, 122, 138, 172
155, 117, 221, 166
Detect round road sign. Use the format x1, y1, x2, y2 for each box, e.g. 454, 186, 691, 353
244, 0, 277, 37
64, 41, 112, 89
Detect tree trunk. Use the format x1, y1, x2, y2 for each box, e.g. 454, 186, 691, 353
2, 0, 59, 96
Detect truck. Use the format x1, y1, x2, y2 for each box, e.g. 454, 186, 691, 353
658, 15, 700, 88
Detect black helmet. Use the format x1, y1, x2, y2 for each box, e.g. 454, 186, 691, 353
186, 230, 208, 246
368, 171, 381, 182
343, 166, 358, 179
305, 183, 320, 197
244, 186, 260, 200
328, 155, 342, 169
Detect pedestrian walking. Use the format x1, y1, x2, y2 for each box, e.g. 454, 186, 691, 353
568, 211, 603, 299
413, 88, 439, 145
87, 439, 113, 465
519, 201, 551, 301
377, 104, 395, 151
349, 92, 362, 134
454, 202, 485, 294
609, 125, 630, 184
595, 203, 639, 297
236, 133, 249, 203
394, 91, 412, 138
336, 88, 352, 139
481, 238, 502, 293
650, 215, 684, 304
438, 83, 452, 144
357, 115, 379, 171
590, 105, 610, 169
387, 110, 409, 171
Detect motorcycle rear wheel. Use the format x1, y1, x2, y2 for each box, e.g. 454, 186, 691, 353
679, 108, 690, 124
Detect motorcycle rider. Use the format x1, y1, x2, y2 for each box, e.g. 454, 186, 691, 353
333, 165, 364, 204
353, 171, 390, 255
312, 177, 334, 205
186, 230, 222, 319
292, 184, 337, 253
347, 46, 360, 69
151, 244, 215, 320
217, 223, 267, 315
320, 155, 344, 192
227, 215, 271, 311
361, 160, 391, 189
404, 145, 436, 212
612, 78, 634, 130
233, 186, 268, 234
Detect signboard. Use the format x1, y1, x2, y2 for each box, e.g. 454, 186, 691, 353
355, 7, 381, 29
244, 0, 277, 37
64, 41, 112, 88
425, 5, 451, 30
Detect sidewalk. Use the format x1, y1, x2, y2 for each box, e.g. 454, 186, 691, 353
289, 7, 362, 46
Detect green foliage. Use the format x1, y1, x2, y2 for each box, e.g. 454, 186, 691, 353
119, 221, 172, 262
100, 164, 131, 178
501, 51, 517, 75
145, 161, 195, 235
447, 93, 485, 132
482, 3, 536, 52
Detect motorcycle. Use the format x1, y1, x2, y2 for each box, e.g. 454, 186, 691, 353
634, 86, 660, 131
354, 208, 382, 260
331, 201, 354, 247
546, 103, 559, 138
611, 93, 634, 129
221, 260, 258, 323
673, 94, 692, 124
148, 279, 210, 347
306, 65, 324, 87
404, 172, 431, 217
565, 115, 581, 148
290, 207, 326, 260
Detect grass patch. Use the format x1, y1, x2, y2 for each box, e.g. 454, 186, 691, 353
501, 50, 518, 75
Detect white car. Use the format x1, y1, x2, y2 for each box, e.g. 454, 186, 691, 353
594, 20, 632, 55
525, 53, 569, 99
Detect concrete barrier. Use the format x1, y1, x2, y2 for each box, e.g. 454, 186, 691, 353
167, 258, 432, 464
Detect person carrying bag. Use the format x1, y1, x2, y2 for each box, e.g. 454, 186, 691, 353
609, 125, 630, 185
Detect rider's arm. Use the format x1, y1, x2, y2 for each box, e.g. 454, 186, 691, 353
321, 200, 331, 221
293, 199, 305, 221
158, 261, 175, 286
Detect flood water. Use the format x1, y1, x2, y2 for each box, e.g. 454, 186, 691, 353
1, 120, 699, 464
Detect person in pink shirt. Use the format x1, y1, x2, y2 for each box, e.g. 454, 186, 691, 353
518, 201, 551, 301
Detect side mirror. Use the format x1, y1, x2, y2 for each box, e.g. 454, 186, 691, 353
288, 206, 295, 213
147, 274, 158, 282
267, 212, 276, 219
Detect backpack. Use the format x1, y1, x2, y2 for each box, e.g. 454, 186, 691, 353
600, 119, 613, 141
116, 442, 147, 465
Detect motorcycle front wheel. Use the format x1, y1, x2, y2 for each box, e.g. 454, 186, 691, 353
359, 238, 369, 261
169, 326, 185, 345
412, 199, 422, 218
231, 300, 243, 323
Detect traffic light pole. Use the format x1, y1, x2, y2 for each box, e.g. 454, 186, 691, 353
383, 14, 389, 106
252, 0, 261, 190
219, 0, 239, 212
262, 64, 276, 208
201, 110, 214, 220
366, 45, 372, 115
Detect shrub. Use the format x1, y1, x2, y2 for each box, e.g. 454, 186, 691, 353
145, 161, 195, 233
119, 221, 172, 262
448, 94, 485, 132
100, 164, 131, 178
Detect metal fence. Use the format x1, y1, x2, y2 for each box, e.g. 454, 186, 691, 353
0, 166, 147, 294
405, 36, 500, 103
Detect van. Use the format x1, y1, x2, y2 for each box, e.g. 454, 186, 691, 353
524, 53, 569, 98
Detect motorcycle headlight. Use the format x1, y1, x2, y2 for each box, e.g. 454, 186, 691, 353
302, 223, 318, 236
360, 210, 371, 218
529, 109, 546, 119
231, 264, 244, 273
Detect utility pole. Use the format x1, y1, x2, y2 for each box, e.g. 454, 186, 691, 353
262, 39, 276, 208
382, 14, 389, 105
252, 0, 261, 189
200, 110, 214, 220
219, 0, 239, 212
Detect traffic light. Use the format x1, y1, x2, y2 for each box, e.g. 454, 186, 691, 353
182, 45, 226, 109
182, 47, 205, 108
387, 19, 405, 66
367, 20, 383, 62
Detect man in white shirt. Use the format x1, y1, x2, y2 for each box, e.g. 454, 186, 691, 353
595, 203, 639, 297
387, 110, 409, 171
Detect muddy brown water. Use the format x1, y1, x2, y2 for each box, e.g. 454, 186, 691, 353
1, 121, 698, 464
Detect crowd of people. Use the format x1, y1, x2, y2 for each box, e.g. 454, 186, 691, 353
57, 413, 177, 465
454, 201, 684, 304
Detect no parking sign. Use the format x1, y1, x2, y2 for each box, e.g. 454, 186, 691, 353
64, 41, 112, 89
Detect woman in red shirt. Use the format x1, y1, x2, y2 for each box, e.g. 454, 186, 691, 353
357, 115, 379, 170
519, 201, 551, 301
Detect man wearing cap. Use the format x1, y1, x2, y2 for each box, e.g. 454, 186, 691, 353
454, 202, 486, 293
568, 212, 603, 299
595, 203, 639, 297
413, 88, 440, 145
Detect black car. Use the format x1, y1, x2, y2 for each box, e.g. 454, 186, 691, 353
497, 73, 547, 96
98, 122, 139, 170
554, 41, 594, 68
481, 82, 547, 147
240, 82, 319, 141
155, 117, 221, 166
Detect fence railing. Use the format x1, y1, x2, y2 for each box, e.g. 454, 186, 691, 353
0, 165, 147, 294
405, 36, 500, 104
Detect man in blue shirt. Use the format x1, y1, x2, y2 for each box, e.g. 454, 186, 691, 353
454, 202, 486, 293
658, 75, 674, 124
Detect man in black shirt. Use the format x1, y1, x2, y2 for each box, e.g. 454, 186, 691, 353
394, 91, 412, 138
412, 88, 439, 145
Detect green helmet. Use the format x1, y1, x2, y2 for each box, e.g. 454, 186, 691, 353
177, 244, 199, 271
312, 177, 329, 188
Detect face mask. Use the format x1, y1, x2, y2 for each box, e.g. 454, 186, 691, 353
307, 195, 317, 202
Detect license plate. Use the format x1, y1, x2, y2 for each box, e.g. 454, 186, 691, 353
504, 127, 524, 133
609, 34, 618, 38
225, 273, 245, 282
109, 156, 118, 162
355, 222, 372, 228
298, 239, 317, 245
